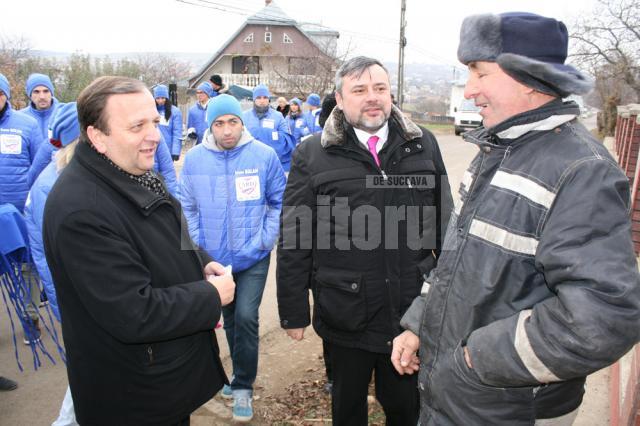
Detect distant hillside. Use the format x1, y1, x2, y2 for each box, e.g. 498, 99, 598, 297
31, 50, 213, 69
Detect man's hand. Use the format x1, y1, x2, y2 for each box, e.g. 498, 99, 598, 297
286, 328, 305, 341
204, 261, 228, 277
463, 346, 473, 369
207, 274, 235, 306
391, 330, 421, 375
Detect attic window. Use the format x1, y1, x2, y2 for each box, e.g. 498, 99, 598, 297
265, 32, 272, 43
244, 33, 254, 43
283, 33, 293, 44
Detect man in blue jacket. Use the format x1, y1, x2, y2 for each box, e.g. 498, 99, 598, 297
180, 94, 286, 423
186, 82, 213, 145
304, 93, 322, 134
242, 84, 294, 172
24, 74, 59, 187
0, 73, 40, 212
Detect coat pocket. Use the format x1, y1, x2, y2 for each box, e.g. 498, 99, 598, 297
315, 266, 367, 333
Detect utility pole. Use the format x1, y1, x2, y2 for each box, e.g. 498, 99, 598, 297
397, 0, 407, 109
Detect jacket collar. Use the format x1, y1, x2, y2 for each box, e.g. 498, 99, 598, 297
321, 104, 422, 148
74, 141, 167, 214
463, 99, 580, 147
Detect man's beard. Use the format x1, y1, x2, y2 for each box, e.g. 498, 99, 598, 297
254, 104, 269, 114
349, 108, 390, 133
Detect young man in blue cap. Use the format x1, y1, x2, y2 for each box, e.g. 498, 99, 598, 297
22, 73, 60, 186
180, 94, 286, 423
187, 82, 214, 145
242, 84, 294, 172
304, 93, 322, 134
392, 12, 640, 425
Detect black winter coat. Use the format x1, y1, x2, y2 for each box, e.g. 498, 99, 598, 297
43, 142, 227, 425
277, 105, 453, 353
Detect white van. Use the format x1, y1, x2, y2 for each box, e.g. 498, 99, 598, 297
454, 98, 482, 135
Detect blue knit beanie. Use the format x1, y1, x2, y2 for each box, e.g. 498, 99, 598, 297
306, 93, 321, 107
197, 82, 214, 98
252, 84, 271, 100
206, 94, 243, 128
0, 73, 10, 99
153, 84, 169, 99
289, 98, 302, 108
26, 73, 55, 97
457, 12, 592, 97
49, 102, 80, 148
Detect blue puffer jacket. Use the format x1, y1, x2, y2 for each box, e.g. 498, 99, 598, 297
0, 105, 39, 212
154, 136, 178, 197
286, 114, 310, 146
20, 98, 59, 154
304, 109, 322, 134
157, 105, 183, 156
242, 108, 295, 172
27, 141, 55, 187
25, 161, 60, 320
187, 102, 208, 145
179, 129, 286, 272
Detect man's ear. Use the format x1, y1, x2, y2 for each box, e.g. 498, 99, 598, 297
335, 91, 344, 110
87, 126, 107, 154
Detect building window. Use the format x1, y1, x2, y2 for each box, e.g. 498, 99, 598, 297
283, 33, 293, 44
243, 33, 254, 43
265, 32, 272, 43
232, 56, 260, 74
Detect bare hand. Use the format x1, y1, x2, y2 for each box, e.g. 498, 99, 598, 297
208, 275, 235, 306
286, 328, 305, 341
391, 330, 421, 375
204, 261, 228, 277
463, 346, 473, 369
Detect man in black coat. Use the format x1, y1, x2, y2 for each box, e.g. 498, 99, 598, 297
43, 76, 235, 426
277, 56, 453, 426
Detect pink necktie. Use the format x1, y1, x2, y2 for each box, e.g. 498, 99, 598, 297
367, 135, 380, 167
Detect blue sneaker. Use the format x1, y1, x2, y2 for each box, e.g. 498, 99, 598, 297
232, 395, 253, 423
220, 384, 232, 399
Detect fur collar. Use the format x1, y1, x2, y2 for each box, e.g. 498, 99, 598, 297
321, 104, 422, 148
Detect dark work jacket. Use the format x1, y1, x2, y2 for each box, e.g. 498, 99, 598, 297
277, 105, 453, 353
401, 100, 640, 424
43, 141, 227, 426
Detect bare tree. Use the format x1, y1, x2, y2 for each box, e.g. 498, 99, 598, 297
570, 0, 640, 102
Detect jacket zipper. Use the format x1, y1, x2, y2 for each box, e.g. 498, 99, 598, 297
147, 346, 154, 364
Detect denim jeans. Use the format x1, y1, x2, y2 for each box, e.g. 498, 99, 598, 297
222, 255, 270, 393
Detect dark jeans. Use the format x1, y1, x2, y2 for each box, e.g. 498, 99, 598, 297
222, 256, 270, 393
327, 341, 419, 426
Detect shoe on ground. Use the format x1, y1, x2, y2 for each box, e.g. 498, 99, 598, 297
0, 377, 18, 391
220, 383, 233, 399
22, 317, 41, 345
232, 395, 253, 423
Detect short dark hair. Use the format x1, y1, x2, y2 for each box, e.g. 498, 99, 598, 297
77, 76, 148, 141
335, 56, 388, 94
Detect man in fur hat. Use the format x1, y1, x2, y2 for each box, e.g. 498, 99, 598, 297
392, 12, 640, 425
277, 56, 453, 425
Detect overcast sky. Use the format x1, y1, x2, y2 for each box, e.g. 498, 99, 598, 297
4, 0, 596, 69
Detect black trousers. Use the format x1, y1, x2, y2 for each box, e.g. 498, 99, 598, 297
327, 341, 419, 426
